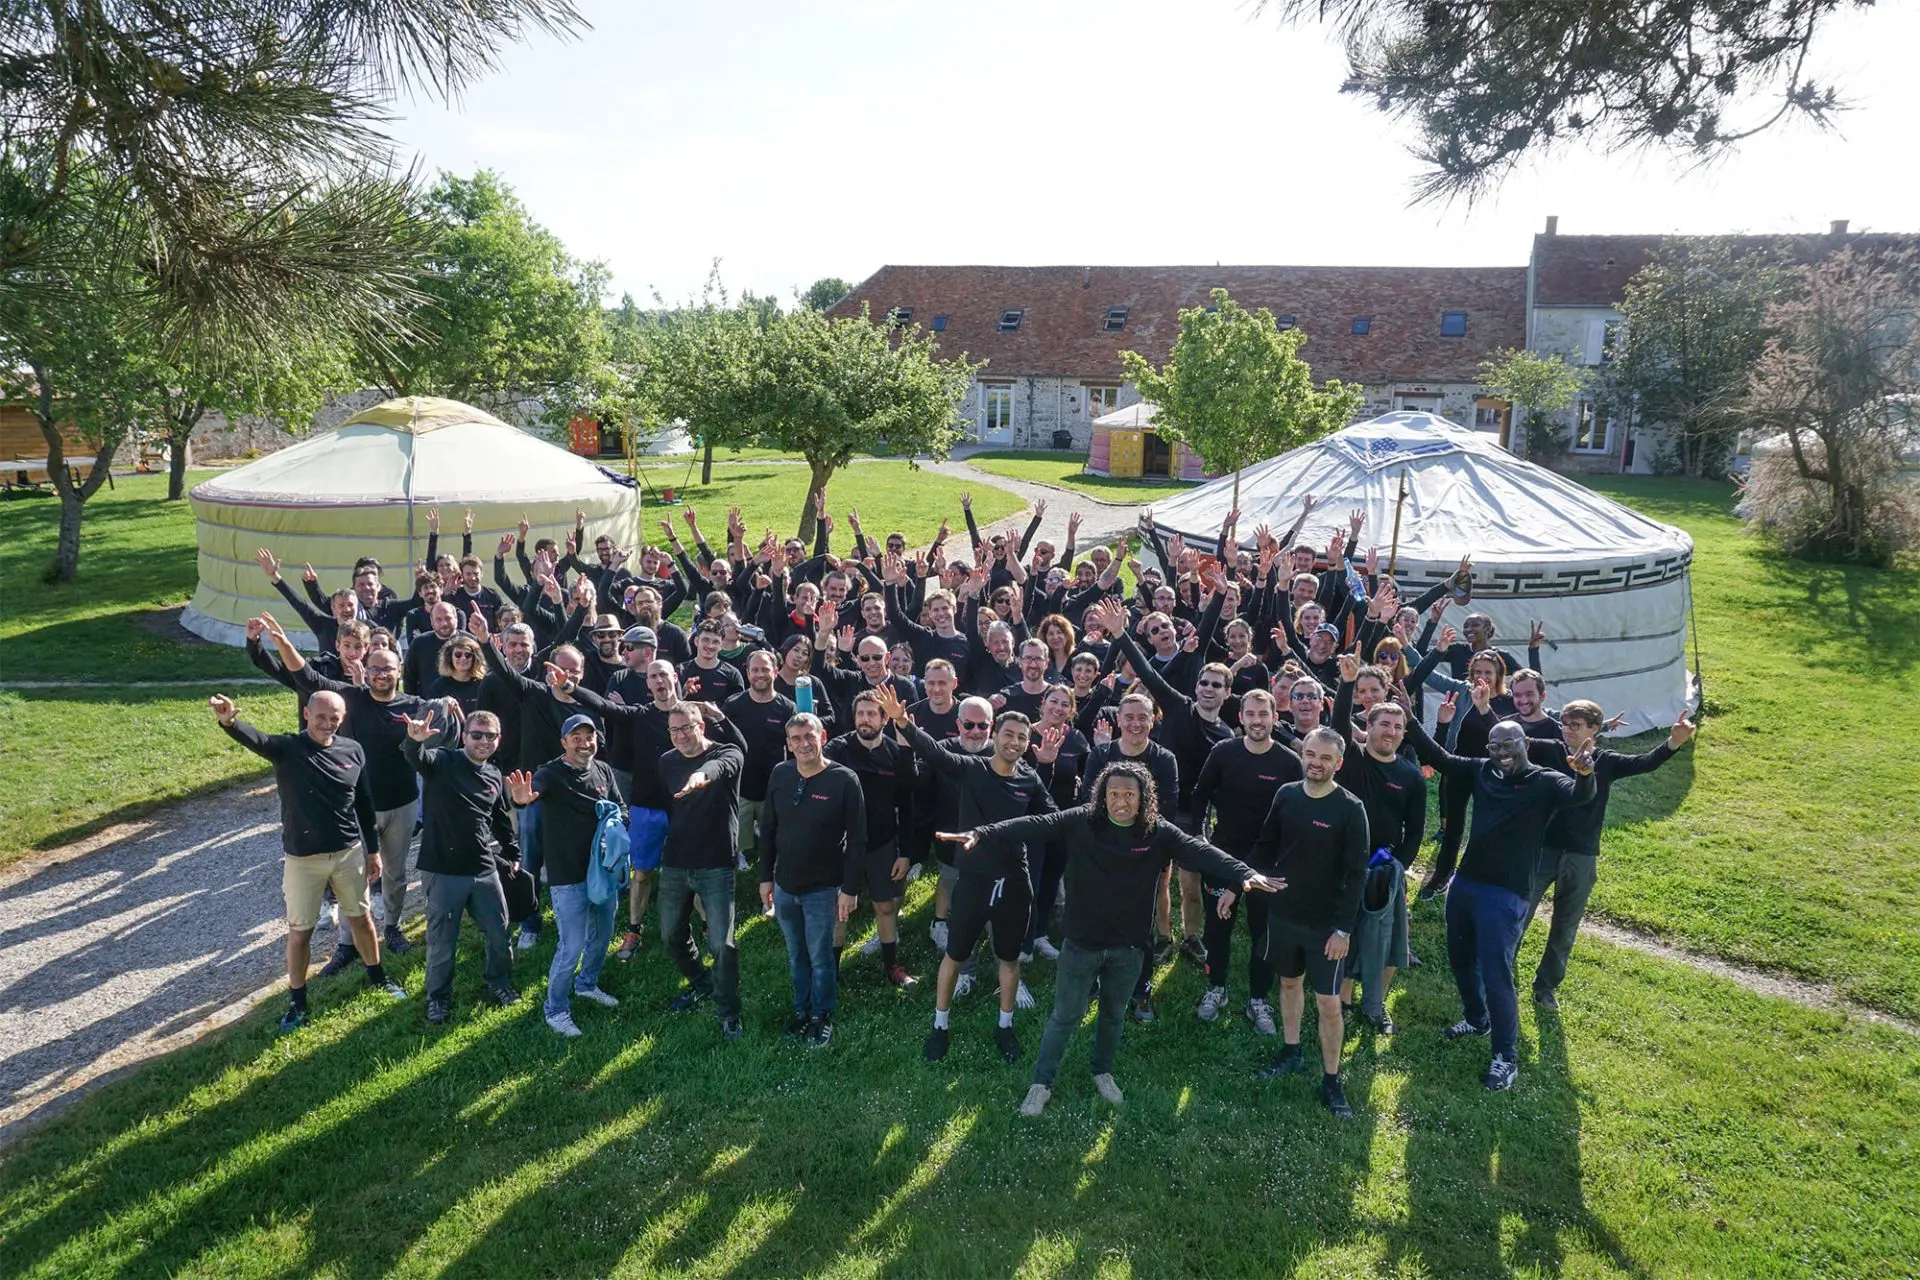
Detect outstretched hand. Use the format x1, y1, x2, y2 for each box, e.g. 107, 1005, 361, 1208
208, 694, 237, 726
934, 830, 979, 852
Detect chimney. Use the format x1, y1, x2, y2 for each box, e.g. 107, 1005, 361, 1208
1083, 267, 1091, 288
1544, 215, 1558, 237
1830, 219, 1850, 235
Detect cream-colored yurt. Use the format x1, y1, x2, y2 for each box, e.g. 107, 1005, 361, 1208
1144, 412, 1697, 734
182, 397, 640, 647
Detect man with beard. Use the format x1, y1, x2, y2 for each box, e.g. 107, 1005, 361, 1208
400, 706, 520, 1024
1249, 727, 1370, 1118
1406, 710, 1596, 1091
1328, 662, 1427, 1035
723, 648, 798, 865
403, 601, 463, 696
255, 614, 434, 965
759, 713, 868, 1048
877, 685, 1056, 1065
209, 688, 403, 1031
622, 582, 691, 665
1190, 688, 1301, 1033
992, 638, 1060, 721
654, 701, 749, 1041
826, 691, 919, 990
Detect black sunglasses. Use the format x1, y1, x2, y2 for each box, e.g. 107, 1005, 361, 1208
960, 719, 991, 730
466, 730, 499, 740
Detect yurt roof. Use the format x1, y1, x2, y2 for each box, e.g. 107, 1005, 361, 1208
191, 396, 635, 508
1146, 412, 1691, 567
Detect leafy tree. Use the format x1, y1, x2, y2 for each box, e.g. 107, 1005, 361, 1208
644, 305, 978, 540
0, 1, 582, 361
1739, 248, 1920, 565
1478, 347, 1588, 462
801, 277, 853, 311
358, 170, 610, 431
1265, 0, 1859, 203
1119, 289, 1362, 507
1607, 239, 1790, 477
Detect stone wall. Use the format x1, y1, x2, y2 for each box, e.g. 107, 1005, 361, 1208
189, 388, 389, 461
963, 377, 1146, 453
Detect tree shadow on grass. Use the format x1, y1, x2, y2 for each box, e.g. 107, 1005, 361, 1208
1384, 917, 1648, 1279
1747, 550, 1920, 680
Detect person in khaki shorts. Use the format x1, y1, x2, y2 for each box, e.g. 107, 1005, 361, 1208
210, 690, 407, 1032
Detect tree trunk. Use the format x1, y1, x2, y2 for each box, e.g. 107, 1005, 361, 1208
796, 459, 835, 543
165, 402, 206, 500
701, 440, 714, 486
52, 487, 84, 582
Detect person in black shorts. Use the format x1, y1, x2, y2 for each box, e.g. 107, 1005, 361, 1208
825, 690, 919, 989
1249, 726, 1370, 1117
875, 684, 1056, 1065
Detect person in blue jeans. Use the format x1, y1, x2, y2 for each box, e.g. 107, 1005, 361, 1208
759, 714, 868, 1049
1406, 708, 1595, 1091
508, 715, 623, 1037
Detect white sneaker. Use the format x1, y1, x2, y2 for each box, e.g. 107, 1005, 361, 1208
1032, 936, 1060, 960
1092, 1073, 1124, 1105
1248, 997, 1278, 1037
574, 986, 620, 1008
930, 919, 949, 952
1018, 951, 1034, 965
1015, 980, 1036, 1010
319, 900, 340, 931
545, 1010, 582, 1038
859, 934, 882, 958
906, 863, 924, 882
1197, 985, 1230, 1023
515, 930, 536, 953
1018, 1083, 1051, 1117
954, 972, 975, 999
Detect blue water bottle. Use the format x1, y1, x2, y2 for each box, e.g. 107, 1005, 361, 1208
794, 676, 814, 715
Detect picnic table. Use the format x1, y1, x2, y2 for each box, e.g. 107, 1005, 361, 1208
3, 455, 110, 494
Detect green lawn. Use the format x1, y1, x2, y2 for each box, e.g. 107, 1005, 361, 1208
0, 888, 1913, 1278
0, 465, 1021, 860
1575, 478, 1920, 1019
966, 449, 1200, 500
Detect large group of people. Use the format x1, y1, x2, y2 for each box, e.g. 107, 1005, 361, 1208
211, 488, 1695, 1117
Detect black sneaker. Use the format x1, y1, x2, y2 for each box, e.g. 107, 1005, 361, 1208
923, 1026, 951, 1062
1179, 935, 1209, 967
1257, 1045, 1307, 1079
785, 1011, 811, 1037
1322, 1076, 1354, 1118
488, 986, 520, 1008
806, 1014, 834, 1049
668, 988, 710, 1014
1484, 1054, 1519, 1092
720, 1015, 744, 1042
381, 926, 413, 955
318, 946, 359, 978
993, 1024, 1021, 1063
277, 1001, 310, 1033
1366, 1012, 1398, 1037
1534, 987, 1560, 1012
1151, 935, 1175, 966
1406, 950, 1422, 969
426, 997, 451, 1025
1442, 1018, 1491, 1041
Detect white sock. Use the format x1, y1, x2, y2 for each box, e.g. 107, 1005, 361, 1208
999, 1010, 1015, 1029
933, 1008, 950, 1030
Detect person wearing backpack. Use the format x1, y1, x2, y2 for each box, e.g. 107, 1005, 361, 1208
508, 714, 622, 1037
400, 705, 522, 1025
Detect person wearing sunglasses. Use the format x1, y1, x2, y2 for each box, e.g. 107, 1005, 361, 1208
876, 684, 1056, 1067
401, 705, 521, 1026
914, 689, 993, 962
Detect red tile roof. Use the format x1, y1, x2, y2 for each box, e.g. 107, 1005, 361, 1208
828, 264, 1526, 385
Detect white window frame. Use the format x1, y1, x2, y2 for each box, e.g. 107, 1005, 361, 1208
1083, 385, 1120, 420
1572, 399, 1613, 453
981, 384, 1015, 436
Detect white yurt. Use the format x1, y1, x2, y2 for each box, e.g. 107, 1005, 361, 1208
183, 397, 641, 648
1144, 412, 1696, 734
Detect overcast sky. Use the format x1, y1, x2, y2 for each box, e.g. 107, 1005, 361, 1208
385, 0, 1920, 305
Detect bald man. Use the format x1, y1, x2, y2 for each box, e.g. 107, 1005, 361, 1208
210, 690, 406, 1033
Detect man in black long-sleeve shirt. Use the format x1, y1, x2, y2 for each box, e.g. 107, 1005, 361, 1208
826, 692, 918, 990
655, 703, 748, 1039
1249, 727, 1370, 1117
1406, 715, 1596, 1092
400, 707, 519, 1023
210, 690, 403, 1033
1331, 694, 1427, 1035
1523, 701, 1694, 1011
759, 713, 867, 1047
878, 685, 1056, 1066
722, 651, 797, 867
946, 759, 1281, 1117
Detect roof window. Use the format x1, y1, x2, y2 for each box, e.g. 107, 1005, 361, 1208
1351, 316, 1372, 335
1277, 314, 1297, 330
887, 306, 913, 329
998, 309, 1024, 332
1441, 310, 1467, 337
931, 314, 948, 332
1103, 306, 1130, 332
